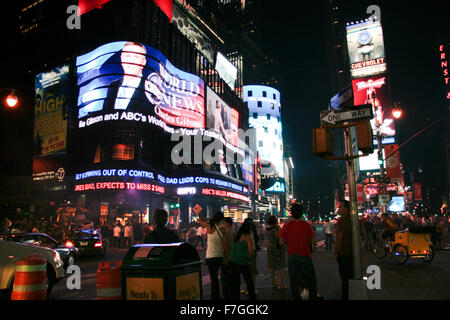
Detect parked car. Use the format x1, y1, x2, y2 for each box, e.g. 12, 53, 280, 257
1, 233, 79, 271
66, 228, 106, 257
0, 239, 65, 299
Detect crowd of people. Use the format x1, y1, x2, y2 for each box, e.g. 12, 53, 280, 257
2, 205, 448, 301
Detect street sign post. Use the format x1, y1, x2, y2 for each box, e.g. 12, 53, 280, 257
321, 105, 373, 125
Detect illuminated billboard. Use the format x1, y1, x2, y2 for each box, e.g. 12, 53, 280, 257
215, 52, 237, 90
206, 87, 239, 147
34, 65, 70, 156
346, 19, 387, 79
358, 148, 385, 171
76, 41, 205, 132
172, 3, 215, 64
352, 75, 395, 139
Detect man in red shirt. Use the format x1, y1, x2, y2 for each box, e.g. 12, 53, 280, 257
280, 202, 318, 300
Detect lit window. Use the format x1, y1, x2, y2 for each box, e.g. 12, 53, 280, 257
112, 144, 134, 160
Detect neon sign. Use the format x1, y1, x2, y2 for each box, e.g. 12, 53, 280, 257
75, 182, 165, 194
201, 188, 249, 202
439, 43, 450, 99
75, 169, 244, 192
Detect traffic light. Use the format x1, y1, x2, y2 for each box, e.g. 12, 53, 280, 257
312, 128, 334, 157
356, 120, 374, 154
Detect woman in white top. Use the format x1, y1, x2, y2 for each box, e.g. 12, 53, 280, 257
198, 212, 227, 300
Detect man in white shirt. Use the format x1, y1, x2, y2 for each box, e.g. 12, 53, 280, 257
113, 223, 122, 249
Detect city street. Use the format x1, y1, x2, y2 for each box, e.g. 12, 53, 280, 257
50, 232, 450, 300
1, 0, 449, 305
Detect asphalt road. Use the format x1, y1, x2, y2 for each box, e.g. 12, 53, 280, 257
49, 228, 450, 300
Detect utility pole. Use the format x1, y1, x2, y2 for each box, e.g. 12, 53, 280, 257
343, 127, 363, 280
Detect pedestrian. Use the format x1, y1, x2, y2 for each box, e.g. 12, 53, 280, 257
323, 218, 335, 251
11, 223, 22, 234
195, 224, 205, 248
221, 217, 235, 300
144, 209, 180, 244
187, 224, 198, 246
198, 212, 226, 300
363, 216, 374, 252
228, 220, 256, 300
266, 215, 287, 289
280, 202, 320, 300
335, 200, 365, 300
113, 222, 121, 248
124, 222, 133, 247
242, 218, 259, 294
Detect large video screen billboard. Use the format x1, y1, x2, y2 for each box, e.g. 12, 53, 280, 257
352, 75, 395, 139
206, 86, 239, 147
34, 65, 70, 156
76, 41, 205, 132
346, 20, 387, 79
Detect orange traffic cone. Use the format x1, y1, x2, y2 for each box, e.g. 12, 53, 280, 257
96, 261, 122, 300
11, 254, 47, 300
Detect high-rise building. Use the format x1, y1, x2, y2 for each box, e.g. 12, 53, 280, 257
5, 0, 264, 227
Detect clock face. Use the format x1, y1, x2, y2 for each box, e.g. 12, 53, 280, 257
358, 30, 372, 45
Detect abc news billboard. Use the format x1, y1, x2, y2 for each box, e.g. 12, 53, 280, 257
76, 41, 205, 133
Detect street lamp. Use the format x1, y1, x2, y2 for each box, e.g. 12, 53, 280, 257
1, 88, 19, 108
392, 103, 402, 119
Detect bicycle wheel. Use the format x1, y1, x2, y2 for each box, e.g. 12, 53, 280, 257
373, 238, 387, 259
393, 244, 408, 264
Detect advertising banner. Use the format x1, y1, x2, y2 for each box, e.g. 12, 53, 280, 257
346, 19, 387, 79
357, 184, 365, 203
384, 144, 402, 181
414, 182, 423, 201
34, 65, 70, 156
352, 75, 395, 139
215, 52, 238, 90
76, 41, 205, 132
172, 3, 215, 64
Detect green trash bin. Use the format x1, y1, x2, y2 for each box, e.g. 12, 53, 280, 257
120, 242, 203, 300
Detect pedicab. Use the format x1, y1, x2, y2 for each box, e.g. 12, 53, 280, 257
373, 226, 435, 264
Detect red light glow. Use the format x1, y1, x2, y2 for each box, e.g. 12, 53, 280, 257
5, 94, 18, 108
392, 109, 402, 119
65, 241, 74, 248
94, 241, 103, 248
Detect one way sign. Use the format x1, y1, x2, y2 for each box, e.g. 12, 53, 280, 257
320, 104, 373, 125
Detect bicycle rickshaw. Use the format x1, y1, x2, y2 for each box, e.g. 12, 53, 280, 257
373, 226, 435, 264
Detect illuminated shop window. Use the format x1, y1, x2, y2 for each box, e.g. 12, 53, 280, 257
112, 144, 134, 160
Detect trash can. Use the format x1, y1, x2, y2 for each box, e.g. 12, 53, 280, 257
120, 242, 202, 300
